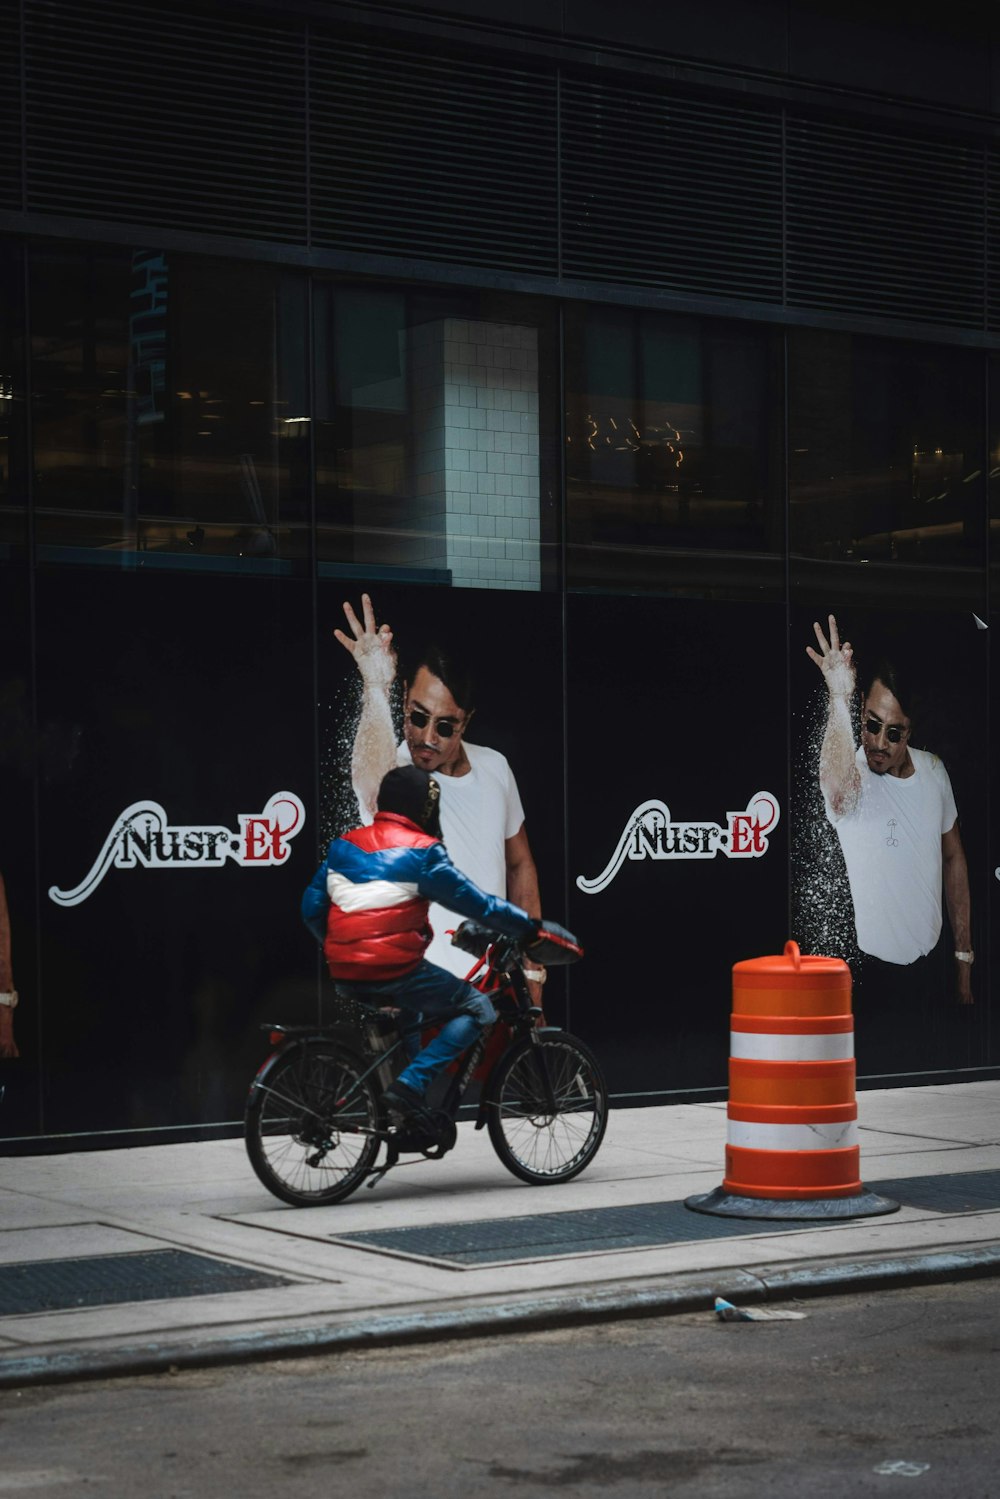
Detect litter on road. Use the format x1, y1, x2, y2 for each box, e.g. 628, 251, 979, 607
713, 1296, 808, 1322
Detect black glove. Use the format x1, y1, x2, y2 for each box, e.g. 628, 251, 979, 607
526, 920, 584, 966
451, 920, 495, 957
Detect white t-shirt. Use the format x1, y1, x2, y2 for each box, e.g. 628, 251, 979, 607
397, 739, 526, 978
825, 746, 958, 965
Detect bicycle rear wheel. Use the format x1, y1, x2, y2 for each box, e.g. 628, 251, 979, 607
486, 1031, 608, 1184
245, 1044, 380, 1206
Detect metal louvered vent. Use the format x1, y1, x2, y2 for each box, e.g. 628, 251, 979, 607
309, 36, 558, 273
23, 0, 307, 241
0, 0, 22, 210
787, 116, 985, 330
986, 149, 1000, 333
560, 74, 783, 302
4, 0, 999, 340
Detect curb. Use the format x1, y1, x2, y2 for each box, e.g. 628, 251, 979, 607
2, 1241, 999, 1390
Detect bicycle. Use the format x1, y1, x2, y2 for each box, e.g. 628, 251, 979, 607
244, 921, 608, 1206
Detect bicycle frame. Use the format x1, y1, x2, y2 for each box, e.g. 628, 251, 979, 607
244, 923, 606, 1203
252, 941, 552, 1148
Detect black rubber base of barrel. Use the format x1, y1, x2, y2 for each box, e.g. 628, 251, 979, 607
684, 1186, 900, 1220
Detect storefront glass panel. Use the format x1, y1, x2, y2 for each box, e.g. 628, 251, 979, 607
29, 247, 309, 567
313, 285, 559, 590
564, 304, 783, 595
989, 355, 1000, 617
789, 330, 986, 571
0, 242, 27, 555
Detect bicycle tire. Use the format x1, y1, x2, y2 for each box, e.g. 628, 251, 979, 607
486, 1031, 608, 1185
245, 1044, 381, 1206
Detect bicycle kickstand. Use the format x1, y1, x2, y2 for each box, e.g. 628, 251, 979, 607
366, 1135, 402, 1190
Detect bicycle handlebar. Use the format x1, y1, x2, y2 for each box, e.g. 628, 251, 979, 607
451, 918, 584, 966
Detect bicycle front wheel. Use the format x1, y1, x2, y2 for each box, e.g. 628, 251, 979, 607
486, 1031, 608, 1185
245, 1045, 380, 1206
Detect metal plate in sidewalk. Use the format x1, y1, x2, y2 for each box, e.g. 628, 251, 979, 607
868, 1168, 1000, 1215
332, 1168, 1000, 1268
0, 1250, 291, 1318
332, 1200, 820, 1267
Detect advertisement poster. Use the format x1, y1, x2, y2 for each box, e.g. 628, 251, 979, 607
993, 601, 999, 1078
315, 578, 566, 988
6, 571, 993, 1150
13, 568, 316, 1144
565, 594, 788, 1100
790, 604, 990, 1080
318, 587, 787, 1105
0, 566, 36, 1139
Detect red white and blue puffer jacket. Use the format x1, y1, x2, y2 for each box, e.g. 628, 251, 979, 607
301, 811, 536, 982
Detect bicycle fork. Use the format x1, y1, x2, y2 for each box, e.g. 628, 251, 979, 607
526, 1030, 559, 1112
475, 1028, 559, 1130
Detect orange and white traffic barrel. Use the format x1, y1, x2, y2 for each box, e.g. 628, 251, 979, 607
687, 941, 897, 1221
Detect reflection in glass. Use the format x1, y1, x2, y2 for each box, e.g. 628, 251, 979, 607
0, 242, 26, 552
789, 330, 985, 569
314, 286, 410, 566
29, 247, 309, 563
314, 286, 557, 590
564, 305, 782, 591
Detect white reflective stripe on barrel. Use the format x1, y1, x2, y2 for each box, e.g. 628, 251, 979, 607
726, 1119, 859, 1151
729, 1030, 854, 1062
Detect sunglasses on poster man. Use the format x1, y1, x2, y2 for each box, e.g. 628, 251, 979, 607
405, 707, 469, 739
863, 715, 909, 744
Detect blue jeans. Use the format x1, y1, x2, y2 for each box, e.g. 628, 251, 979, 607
335, 961, 496, 1098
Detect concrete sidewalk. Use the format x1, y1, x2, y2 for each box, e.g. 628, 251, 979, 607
1, 1080, 999, 1387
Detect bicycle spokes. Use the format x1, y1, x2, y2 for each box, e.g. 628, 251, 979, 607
487, 1034, 608, 1184
245, 1047, 381, 1206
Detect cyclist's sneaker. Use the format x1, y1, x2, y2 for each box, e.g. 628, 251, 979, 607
383, 1080, 424, 1120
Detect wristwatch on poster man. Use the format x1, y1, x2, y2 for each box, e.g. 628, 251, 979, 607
0, 991, 17, 1008
953, 951, 974, 964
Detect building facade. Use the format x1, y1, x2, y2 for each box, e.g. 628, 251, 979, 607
1, 0, 997, 1149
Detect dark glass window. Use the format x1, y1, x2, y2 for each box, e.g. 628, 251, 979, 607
0, 242, 26, 553
313, 285, 559, 591
789, 330, 985, 570
990, 355, 1000, 616
29, 247, 309, 566
314, 286, 410, 567
564, 305, 783, 593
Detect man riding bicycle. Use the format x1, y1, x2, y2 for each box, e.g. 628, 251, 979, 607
301, 765, 541, 1121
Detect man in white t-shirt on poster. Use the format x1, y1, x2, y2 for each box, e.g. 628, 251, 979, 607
334, 594, 546, 1006
806, 615, 974, 1040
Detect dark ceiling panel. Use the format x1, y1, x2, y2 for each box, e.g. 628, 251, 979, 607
4, 1, 998, 340
0, 0, 22, 211
23, 0, 307, 241
787, 115, 985, 329
560, 73, 784, 303
309, 35, 559, 273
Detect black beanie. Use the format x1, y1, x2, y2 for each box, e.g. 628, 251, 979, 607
376, 765, 442, 837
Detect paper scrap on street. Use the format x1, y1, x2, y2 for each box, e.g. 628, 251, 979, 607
714, 1296, 807, 1322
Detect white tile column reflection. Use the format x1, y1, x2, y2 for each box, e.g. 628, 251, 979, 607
411, 318, 540, 590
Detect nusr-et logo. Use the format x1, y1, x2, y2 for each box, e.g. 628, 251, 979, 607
48, 792, 306, 907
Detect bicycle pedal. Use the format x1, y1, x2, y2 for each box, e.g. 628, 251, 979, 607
391, 1111, 457, 1158
389, 1118, 435, 1151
